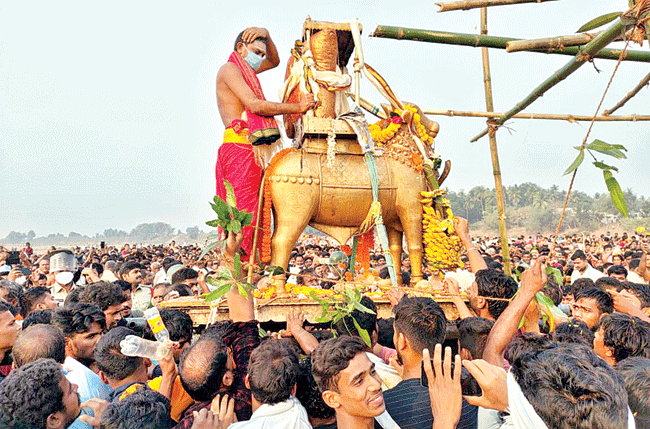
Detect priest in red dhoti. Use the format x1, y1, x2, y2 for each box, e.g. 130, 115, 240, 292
216, 27, 315, 260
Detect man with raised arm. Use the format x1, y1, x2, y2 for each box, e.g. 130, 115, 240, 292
216, 28, 315, 260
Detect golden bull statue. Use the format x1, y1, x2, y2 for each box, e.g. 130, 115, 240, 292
266, 113, 444, 287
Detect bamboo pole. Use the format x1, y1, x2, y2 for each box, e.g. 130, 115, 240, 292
603, 71, 650, 116
506, 32, 599, 52
423, 109, 650, 121
479, 8, 511, 276
471, 18, 631, 142
370, 26, 650, 63
437, 0, 558, 12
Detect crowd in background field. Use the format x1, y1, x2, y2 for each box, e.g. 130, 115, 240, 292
0, 222, 649, 429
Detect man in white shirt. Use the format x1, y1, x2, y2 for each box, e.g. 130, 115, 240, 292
570, 250, 605, 283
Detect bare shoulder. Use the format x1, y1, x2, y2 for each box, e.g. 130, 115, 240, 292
218, 62, 241, 82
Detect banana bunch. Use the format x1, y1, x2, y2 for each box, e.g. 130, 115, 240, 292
421, 190, 464, 272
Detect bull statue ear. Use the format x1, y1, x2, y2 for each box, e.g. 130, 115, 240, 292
380, 103, 392, 118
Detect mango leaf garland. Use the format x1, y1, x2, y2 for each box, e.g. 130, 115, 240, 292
310, 287, 376, 348
563, 140, 629, 218
604, 170, 629, 217
200, 180, 254, 261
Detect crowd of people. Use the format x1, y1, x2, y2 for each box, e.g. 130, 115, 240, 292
0, 222, 649, 429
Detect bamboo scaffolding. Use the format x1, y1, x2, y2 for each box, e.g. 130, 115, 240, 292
603, 71, 650, 116
479, 7, 512, 275
423, 109, 650, 121
506, 32, 599, 52
370, 26, 650, 63
471, 18, 632, 142
437, 0, 558, 12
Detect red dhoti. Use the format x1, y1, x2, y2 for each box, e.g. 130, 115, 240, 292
215, 128, 263, 260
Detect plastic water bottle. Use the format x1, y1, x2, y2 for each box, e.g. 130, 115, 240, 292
120, 335, 170, 360
143, 307, 170, 342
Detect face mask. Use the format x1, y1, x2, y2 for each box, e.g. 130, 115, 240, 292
55, 271, 74, 285
244, 47, 264, 71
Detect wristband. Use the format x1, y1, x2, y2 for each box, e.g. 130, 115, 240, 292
295, 330, 308, 341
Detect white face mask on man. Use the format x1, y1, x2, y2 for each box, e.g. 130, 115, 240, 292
55, 271, 74, 285
243, 46, 264, 71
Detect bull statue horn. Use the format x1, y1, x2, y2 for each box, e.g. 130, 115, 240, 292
380, 103, 392, 118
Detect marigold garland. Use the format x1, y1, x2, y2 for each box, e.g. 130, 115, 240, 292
260, 148, 294, 263
356, 230, 375, 274
369, 115, 402, 145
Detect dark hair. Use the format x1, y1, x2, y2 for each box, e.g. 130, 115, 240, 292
143, 309, 192, 342
248, 340, 300, 405
393, 296, 446, 353
457, 317, 494, 360
311, 336, 368, 392
19, 287, 50, 317
64, 286, 83, 307
52, 303, 106, 337
599, 313, 650, 363
161, 258, 179, 272
95, 327, 143, 381
22, 309, 53, 329
167, 284, 193, 298
92, 262, 104, 276
615, 357, 650, 428
295, 358, 335, 420
607, 265, 627, 277
12, 325, 66, 368
629, 258, 641, 270
99, 389, 173, 429
0, 358, 65, 428
618, 282, 650, 309
594, 276, 621, 290
553, 320, 594, 347
233, 31, 268, 51
574, 287, 613, 314
376, 318, 395, 349
543, 274, 563, 307
77, 281, 126, 311
118, 262, 142, 280
179, 334, 229, 401
475, 268, 518, 319
170, 267, 198, 284
332, 296, 377, 339
115, 279, 132, 293
569, 278, 595, 295
511, 344, 628, 429
0, 300, 17, 317
504, 332, 554, 364
571, 250, 587, 261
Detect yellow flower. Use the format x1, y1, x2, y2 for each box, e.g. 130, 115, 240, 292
637, 226, 646, 234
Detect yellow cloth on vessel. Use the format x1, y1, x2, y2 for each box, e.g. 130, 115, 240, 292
223, 127, 250, 144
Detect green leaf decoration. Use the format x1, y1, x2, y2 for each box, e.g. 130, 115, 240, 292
264, 266, 285, 276
204, 280, 233, 302
353, 318, 372, 348
224, 180, 237, 209
545, 266, 563, 287
229, 219, 242, 234
242, 212, 254, 227
237, 283, 249, 298
211, 197, 231, 220
586, 139, 627, 160
603, 171, 629, 217
577, 12, 622, 33
592, 161, 618, 172
234, 253, 242, 279
564, 150, 585, 175
206, 219, 221, 228
198, 239, 225, 260
258, 327, 269, 338
352, 299, 376, 315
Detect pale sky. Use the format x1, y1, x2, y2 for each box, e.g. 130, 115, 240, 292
1, 0, 648, 238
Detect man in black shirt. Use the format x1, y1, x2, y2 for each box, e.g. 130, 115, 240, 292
382, 297, 477, 429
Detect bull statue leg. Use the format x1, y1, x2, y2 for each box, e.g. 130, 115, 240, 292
396, 205, 424, 285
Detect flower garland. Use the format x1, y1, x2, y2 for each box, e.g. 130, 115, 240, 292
260, 148, 294, 263
369, 114, 402, 145
399, 105, 433, 146
356, 230, 375, 275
